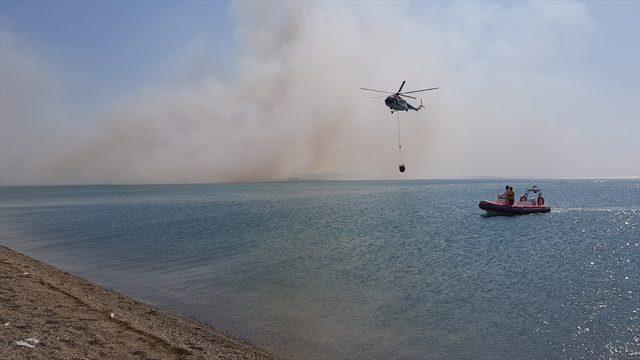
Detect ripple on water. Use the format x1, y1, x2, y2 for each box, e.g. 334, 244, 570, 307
1, 179, 639, 359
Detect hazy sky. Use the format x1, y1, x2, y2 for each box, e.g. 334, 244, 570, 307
0, 0, 638, 184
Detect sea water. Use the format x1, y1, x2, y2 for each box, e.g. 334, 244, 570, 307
1, 179, 638, 359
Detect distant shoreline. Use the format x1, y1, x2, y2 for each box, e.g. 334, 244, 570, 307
0, 245, 277, 360
0, 176, 638, 188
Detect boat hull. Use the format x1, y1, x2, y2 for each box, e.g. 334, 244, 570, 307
479, 201, 550, 216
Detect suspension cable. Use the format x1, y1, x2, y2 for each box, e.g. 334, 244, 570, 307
396, 113, 402, 150
396, 113, 405, 170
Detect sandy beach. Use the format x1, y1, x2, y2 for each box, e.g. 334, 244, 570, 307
0, 245, 277, 360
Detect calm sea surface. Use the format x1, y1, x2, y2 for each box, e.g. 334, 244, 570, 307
1, 179, 638, 359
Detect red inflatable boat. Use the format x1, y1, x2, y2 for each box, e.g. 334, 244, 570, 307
479, 186, 551, 216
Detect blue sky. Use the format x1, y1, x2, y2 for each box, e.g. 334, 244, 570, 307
2, 0, 638, 106
570, 1, 639, 95
0, 1, 638, 183
1, 0, 235, 110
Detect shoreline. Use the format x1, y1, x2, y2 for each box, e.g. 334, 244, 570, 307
0, 245, 277, 359
1, 176, 638, 188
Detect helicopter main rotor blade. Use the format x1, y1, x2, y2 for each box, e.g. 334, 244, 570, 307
399, 94, 417, 100
397, 80, 406, 94
400, 87, 439, 95
360, 88, 395, 94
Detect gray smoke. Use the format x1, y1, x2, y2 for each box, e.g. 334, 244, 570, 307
1, 1, 638, 185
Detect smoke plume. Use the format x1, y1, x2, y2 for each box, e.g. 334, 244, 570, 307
1, 1, 638, 184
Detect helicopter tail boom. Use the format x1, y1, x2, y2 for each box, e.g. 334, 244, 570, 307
408, 99, 424, 111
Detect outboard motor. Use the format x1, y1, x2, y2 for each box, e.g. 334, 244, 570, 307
399, 164, 406, 173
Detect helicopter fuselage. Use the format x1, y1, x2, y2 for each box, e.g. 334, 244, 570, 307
361, 80, 434, 113
385, 95, 420, 112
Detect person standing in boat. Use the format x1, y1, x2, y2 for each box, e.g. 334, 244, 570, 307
508, 187, 515, 206
499, 185, 509, 204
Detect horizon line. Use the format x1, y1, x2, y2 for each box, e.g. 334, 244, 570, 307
1, 176, 639, 187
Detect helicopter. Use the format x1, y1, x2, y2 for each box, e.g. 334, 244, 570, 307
360, 81, 439, 174
360, 81, 438, 113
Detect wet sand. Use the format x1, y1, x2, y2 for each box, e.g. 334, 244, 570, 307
0, 245, 277, 359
